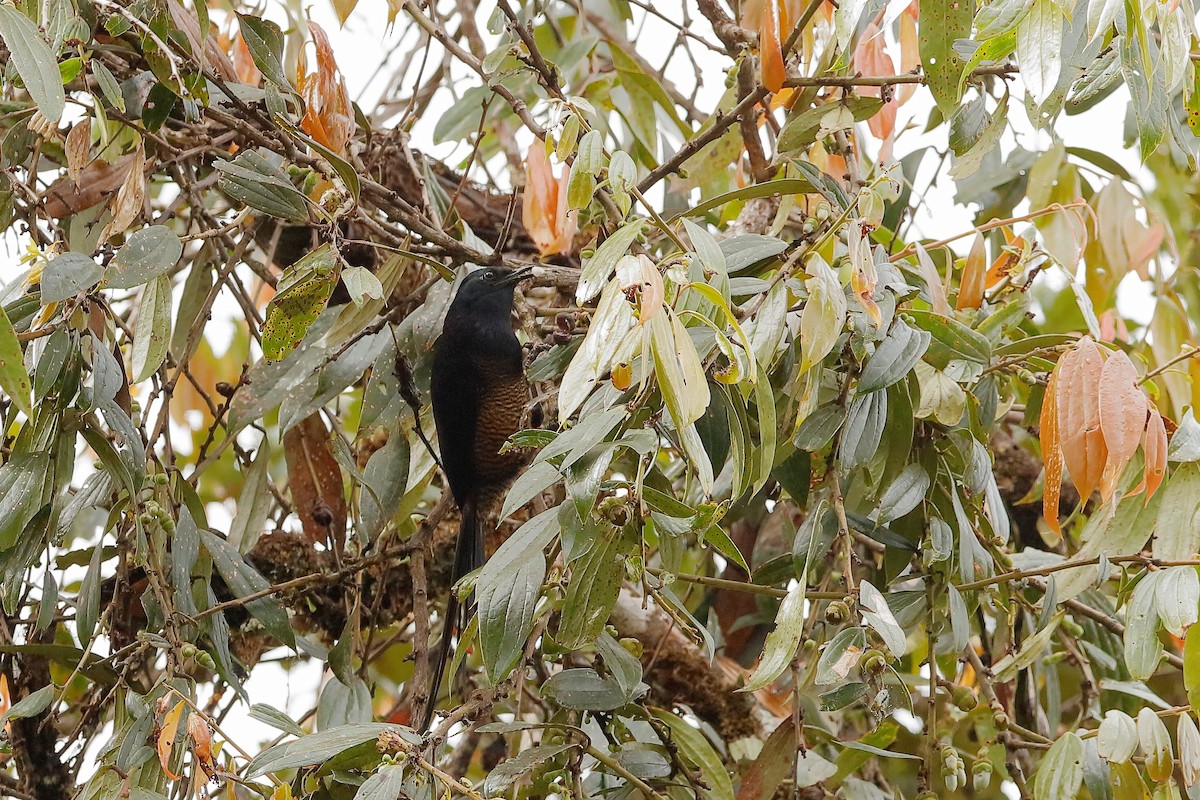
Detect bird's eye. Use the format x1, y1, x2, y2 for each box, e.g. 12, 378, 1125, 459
482, 270, 495, 281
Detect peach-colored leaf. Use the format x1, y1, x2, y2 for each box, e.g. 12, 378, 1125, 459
297, 22, 354, 153
187, 714, 217, 780
760, 0, 786, 93
897, 11, 920, 106
521, 144, 577, 257
853, 23, 897, 141
1041, 368, 1063, 536
1057, 338, 1107, 503
231, 32, 263, 87
1098, 350, 1148, 506
1131, 405, 1168, 505
957, 233, 986, 309
157, 699, 186, 781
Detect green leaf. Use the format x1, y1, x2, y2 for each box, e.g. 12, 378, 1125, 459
839, 390, 887, 469
676, 179, 816, 222
876, 463, 929, 523
41, 252, 103, 303
91, 60, 125, 112
919, 0, 973, 115
1016, 0, 1064, 106
359, 433, 409, 539
858, 581, 906, 657
248, 703, 306, 737
235, 13, 291, 88
906, 309, 993, 366
0, 684, 53, 729
1152, 463, 1200, 560
106, 226, 183, 289
215, 150, 309, 223
243, 723, 415, 779
800, 255, 846, 373
201, 530, 296, 647
131, 274, 172, 383
0, 305, 31, 417
543, 668, 637, 711
649, 310, 710, 428
482, 744, 576, 797
576, 220, 645, 305
991, 610, 1065, 683
777, 100, 884, 154
857, 319, 931, 393
354, 765, 406, 800
261, 245, 339, 361
575, 130, 605, 175
650, 709, 735, 800
1185, 624, 1200, 714
0, 453, 48, 550
0, 4, 66, 123
1123, 573, 1163, 681
477, 508, 556, 682
1033, 733, 1083, 800
558, 524, 626, 650
76, 540, 103, 643
744, 501, 828, 692
558, 279, 637, 423
595, 632, 643, 699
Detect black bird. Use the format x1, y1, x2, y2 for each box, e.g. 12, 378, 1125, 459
423, 265, 533, 729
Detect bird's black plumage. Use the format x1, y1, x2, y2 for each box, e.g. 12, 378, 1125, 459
423, 265, 532, 730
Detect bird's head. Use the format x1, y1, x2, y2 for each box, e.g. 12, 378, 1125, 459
447, 266, 533, 318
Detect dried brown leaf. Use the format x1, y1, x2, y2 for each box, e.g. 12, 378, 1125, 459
284, 413, 347, 545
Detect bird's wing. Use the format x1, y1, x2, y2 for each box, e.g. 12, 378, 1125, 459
430, 335, 480, 506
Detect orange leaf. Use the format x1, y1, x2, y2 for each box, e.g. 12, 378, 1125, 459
0, 674, 9, 737
1098, 350, 1148, 506
760, 0, 786, 93
157, 699, 186, 781
231, 32, 263, 87
1041, 368, 1063, 536
297, 22, 354, 153
188, 714, 217, 780
956, 234, 986, 310
853, 23, 897, 141
897, 12, 920, 106
1056, 338, 1108, 503
985, 236, 1025, 288
1142, 406, 1168, 504
521, 143, 577, 257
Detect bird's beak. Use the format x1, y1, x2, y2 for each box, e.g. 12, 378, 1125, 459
500, 266, 535, 286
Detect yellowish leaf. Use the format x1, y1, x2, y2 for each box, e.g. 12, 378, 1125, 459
1098, 350, 1147, 506
157, 699, 186, 781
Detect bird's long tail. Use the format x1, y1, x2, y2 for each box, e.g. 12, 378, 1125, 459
421, 497, 486, 731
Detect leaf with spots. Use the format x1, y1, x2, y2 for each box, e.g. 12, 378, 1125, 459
919, 0, 973, 115
262, 245, 339, 361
